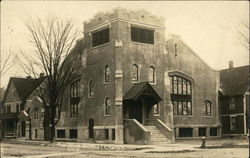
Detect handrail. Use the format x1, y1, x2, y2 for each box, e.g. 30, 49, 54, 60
131, 119, 149, 132
156, 119, 173, 132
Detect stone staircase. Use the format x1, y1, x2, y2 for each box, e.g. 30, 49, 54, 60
144, 126, 171, 144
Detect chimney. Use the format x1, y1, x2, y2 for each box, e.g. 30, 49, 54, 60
229, 60, 234, 69
40, 73, 45, 78
26, 76, 31, 79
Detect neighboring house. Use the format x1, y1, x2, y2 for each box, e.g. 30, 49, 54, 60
51, 8, 219, 144
1, 76, 44, 138
219, 62, 249, 136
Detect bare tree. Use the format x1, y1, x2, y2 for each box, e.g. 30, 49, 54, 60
238, 20, 249, 51
0, 49, 17, 85
18, 16, 81, 142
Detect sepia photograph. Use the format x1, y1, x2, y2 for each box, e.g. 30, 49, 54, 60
0, 1, 249, 158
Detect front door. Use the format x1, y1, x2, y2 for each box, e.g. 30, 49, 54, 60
129, 100, 143, 124
89, 119, 94, 139
21, 121, 26, 137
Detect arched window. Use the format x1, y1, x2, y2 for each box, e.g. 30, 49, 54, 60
153, 104, 160, 115
170, 75, 192, 116
148, 66, 155, 83
131, 64, 138, 82
105, 97, 111, 115
204, 100, 211, 116
70, 79, 80, 118
105, 65, 110, 83
89, 80, 94, 97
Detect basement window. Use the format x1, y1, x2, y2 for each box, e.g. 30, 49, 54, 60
210, 127, 218, 136
92, 28, 109, 47
112, 129, 115, 140
179, 128, 193, 137
105, 129, 109, 140
69, 129, 77, 139
57, 130, 65, 138
131, 27, 154, 44
198, 128, 206, 137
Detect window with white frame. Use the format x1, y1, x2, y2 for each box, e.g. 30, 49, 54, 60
131, 64, 139, 82
229, 97, 236, 110
230, 116, 237, 130
105, 97, 111, 115
35, 108, 39, 119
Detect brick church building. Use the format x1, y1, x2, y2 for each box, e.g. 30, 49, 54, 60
1, 8, 220, 144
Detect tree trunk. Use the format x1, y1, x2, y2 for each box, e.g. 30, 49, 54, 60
50, 120, 55, 143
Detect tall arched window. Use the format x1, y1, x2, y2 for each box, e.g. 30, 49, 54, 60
105, 65, 110, 83
105, 97, 111, 115
148, 66, 155, 83
70, 79, 80, 118
131, 64, 138, 82
89, 80, 94, 97
204, 100, 211, 116
170, 75, 192, 116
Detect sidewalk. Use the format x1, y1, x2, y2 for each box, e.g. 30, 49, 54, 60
1, 138, 248, 153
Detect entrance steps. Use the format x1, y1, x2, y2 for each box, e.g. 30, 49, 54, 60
144, 126, 171, 145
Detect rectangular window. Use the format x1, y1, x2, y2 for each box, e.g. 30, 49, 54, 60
173, 101, 178, 115
69, 129, 77, 139
70, 80, 80, 118
131, 27, 154, 44
35, 108, 39, 119
57, 130, 66, 138
105, 129, 109, 140
178, 102, 183, 115
92, 28, 109, 47
198, 128, 206, 137
179, 128, 193, 137
6, 105, 11, 113
35, 129, 37, 138
112, 129, 115, 140
210, 127, 217, 136
230, 116, 237, 130
16, 104, 20, 113
229, 97, 236, 110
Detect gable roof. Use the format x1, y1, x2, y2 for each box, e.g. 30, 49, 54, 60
166, 35, 215, 71
3, 77, 45, 102
123, 82, 162, 102
220, 65, 249, 96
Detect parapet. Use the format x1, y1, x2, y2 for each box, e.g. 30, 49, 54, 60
83, 8, 165, 32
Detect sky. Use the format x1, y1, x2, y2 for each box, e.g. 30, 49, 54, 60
1, 1, 249, 88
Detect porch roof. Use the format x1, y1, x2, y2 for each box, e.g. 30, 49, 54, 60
123, 82, 162, 102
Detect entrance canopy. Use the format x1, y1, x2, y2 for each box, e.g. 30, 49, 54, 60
123, 82, 162, 106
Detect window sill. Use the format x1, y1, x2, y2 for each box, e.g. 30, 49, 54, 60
131, 41, 154, 46
88, 96, 95, 99
204, 116, 212, 117
132, 80, 140, 84
104, 114, 111, 117
104, 82, 111, 85
149, 82, 156, 85
153, 114, 160, 116
69, 118, 78, 120
91, 43, 110, 50
174, 115, 192, 117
